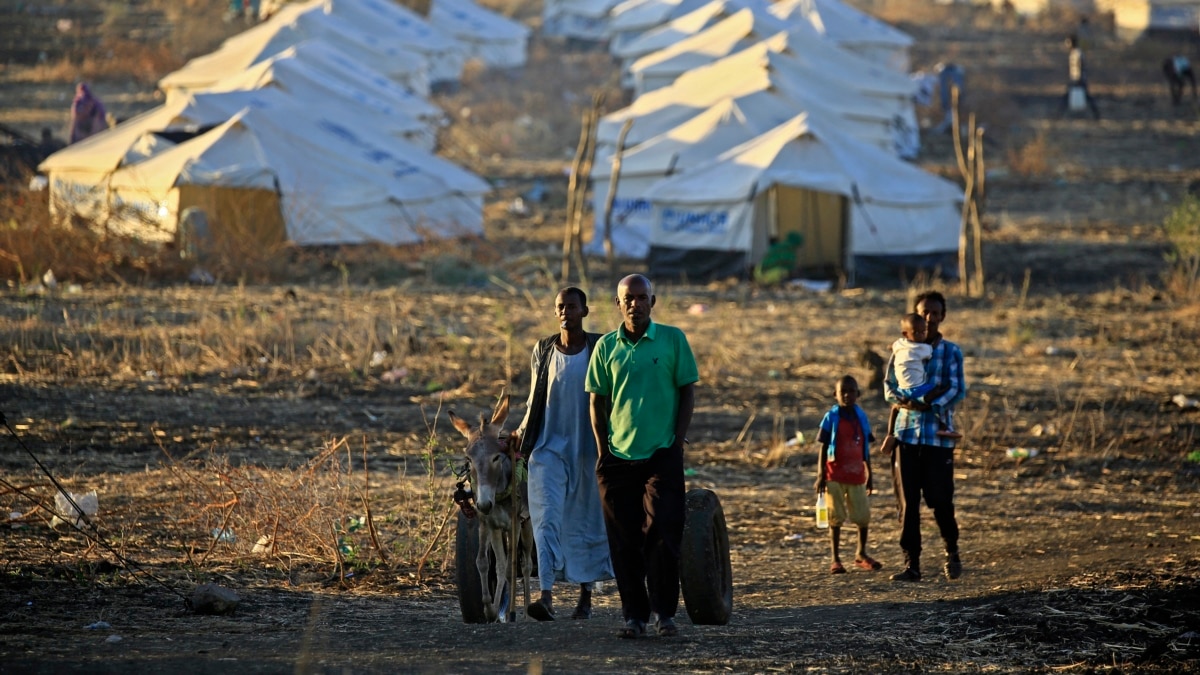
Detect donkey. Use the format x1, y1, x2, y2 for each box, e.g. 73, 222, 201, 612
450, 396, 533, 622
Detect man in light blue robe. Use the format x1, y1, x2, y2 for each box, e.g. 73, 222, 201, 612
516, 287, 613, 620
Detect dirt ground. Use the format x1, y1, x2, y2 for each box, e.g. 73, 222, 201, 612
3, 1, 1200, 674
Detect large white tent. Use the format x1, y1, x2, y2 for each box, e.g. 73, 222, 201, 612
606, 0, 714, 55
587, 91, 802, 259
40, 90, 489, 245
597, 40, 899, 153
631, 9, 915, 103
199, 49, 440, 149
628, 7, 787, 95
770, 0, 913, 73
613, 0, 772, 87
429, 0, 530, 68
159, 0, 432, 97
99, 108, 489, 246
321, 0, 468, 87
640, 114, 961, 283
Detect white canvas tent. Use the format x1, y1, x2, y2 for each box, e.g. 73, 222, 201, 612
199, 48, 440, 149
613, 0, 772, 87
429, 0, 530, 68
631, 11, 915, 102
322, 0, 468, 87
641, 114, 961, 283
597, 41, 899, 153
41, 93, 490, 246
606, 0, 714, 55
159, 0, 431, 97
770, 0, 913, 73
542, 0, 623, 41
587, 90, 802, 259
628, 8, 787, 95
99, 109, 488, 246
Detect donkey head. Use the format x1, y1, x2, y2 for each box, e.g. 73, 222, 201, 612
449, 396, 511, 516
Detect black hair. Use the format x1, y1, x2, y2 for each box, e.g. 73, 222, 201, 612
559, 287, 587, 306
914, 290, 947, 313
901, 312, 926, 328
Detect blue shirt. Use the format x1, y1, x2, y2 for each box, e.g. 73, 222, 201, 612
884, 337, 966, 448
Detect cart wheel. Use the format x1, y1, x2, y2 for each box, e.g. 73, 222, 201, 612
455, 511, 492, 623
680, 488, 733, 625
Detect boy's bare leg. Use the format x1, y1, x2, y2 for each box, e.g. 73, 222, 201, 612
829, 526, 846, 573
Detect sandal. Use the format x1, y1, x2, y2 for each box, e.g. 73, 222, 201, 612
830, 561, 847, 574
655, 617, 679, 637
617, 619, 646, 639
854, 556, 883, 571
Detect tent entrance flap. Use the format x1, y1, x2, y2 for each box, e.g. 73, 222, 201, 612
768, 185, 847, 280
176, 185, 287, 252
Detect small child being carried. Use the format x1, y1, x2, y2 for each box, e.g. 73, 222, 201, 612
885, 312, 961, 444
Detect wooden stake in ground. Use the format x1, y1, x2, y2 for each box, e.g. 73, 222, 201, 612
602, 119, 635, 282
561, 94, 604, 285
951, 87, 986, 297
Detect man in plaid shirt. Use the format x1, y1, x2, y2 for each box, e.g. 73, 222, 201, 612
883, 291, 967, 582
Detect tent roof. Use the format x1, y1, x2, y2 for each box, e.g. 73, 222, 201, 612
629, 7, 787, 78
158, 0, 429, 93
634, 13, 914, 96
600, 40, 896, 148
613, 0, 768, 58
643, 113, 959, 205
596, 90, 802, 177
429, 0, 530, 42
324, 0, 466, 54
608, 0, 714, 33
770, 0, 912, 47
106, 113, 277, 194
201, 48, 440, 126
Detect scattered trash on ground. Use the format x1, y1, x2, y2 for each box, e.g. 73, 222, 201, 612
50, 490, 98, 529
1172, 394, 1199, 409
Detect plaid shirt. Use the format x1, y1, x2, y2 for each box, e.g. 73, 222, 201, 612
883, 337, 966, 448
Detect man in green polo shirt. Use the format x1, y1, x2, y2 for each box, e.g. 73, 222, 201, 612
586, 274, 698, 639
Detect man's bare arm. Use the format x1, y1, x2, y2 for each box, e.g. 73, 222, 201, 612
590, 393, 611, 457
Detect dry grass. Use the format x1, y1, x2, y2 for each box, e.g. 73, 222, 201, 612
1006, 131, 1055, 178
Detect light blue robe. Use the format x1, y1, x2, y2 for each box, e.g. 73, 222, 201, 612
524, 349, 613, 590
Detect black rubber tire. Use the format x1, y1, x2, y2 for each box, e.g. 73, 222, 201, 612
679, 487, 733, 625
455, 511, 491, 624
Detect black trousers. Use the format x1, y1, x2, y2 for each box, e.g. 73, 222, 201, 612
892, 442, 959, 565
595, 444, 686, 623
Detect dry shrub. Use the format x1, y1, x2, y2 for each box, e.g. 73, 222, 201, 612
164, 436, 459, 574
0, 189, 162, 284
1006, 132, 1054, 178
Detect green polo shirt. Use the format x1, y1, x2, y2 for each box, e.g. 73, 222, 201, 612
586, 321, 699, 461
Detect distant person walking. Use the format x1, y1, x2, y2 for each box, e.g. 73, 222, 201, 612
1060, 34, 1100, 120
1163, 55, 1197, 105
68, 83, 108, 144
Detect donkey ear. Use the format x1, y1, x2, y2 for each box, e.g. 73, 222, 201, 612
448, 411, 472, 438
490, 395, 510, 428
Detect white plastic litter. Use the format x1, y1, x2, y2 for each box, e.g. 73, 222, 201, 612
1172, 394, 1199, 409
50, 490, 98, 529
